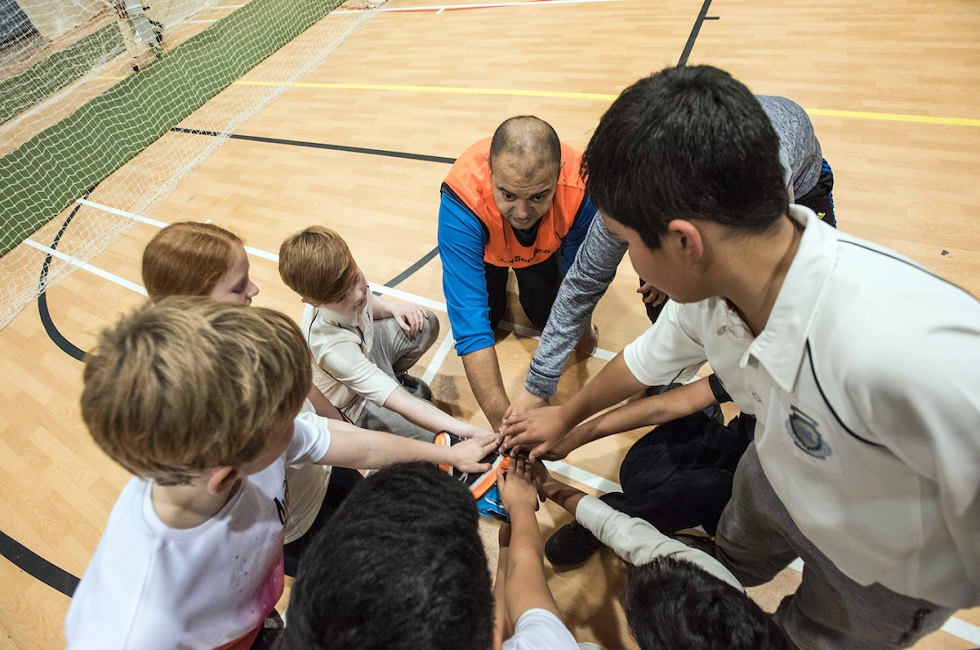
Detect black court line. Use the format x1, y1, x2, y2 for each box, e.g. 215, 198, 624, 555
171, 127, 457, 165
0, 531, 79, 597
38, 203, 88, 362
384, 246, 440, 288
678, 0, 714, 66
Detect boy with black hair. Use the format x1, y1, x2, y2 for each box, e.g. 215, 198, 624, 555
285, 460, 583, 650
502, 64, 979, 648
285, 462, 496, 649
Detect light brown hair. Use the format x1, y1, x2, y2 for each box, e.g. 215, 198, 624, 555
80, 297, 311, 485
141, 222, 243, 302
278, 226, 358, 304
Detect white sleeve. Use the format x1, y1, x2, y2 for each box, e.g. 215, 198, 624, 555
286, 415, 332, 465
502, 609, 580, 650
623, 300, 708, 387
575, 496, 743, 592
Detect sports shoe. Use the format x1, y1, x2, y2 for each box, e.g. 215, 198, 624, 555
475, 483, 510, 523
398, 374, 432, 401
544, 520, 603, 566
434, 431, 509, 521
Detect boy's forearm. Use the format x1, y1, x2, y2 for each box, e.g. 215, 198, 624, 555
384, 387, 462, 435
324, 426, 436, 469
559, 352, 646, 428
544, 479, 587, 518
503, 505, 561, 620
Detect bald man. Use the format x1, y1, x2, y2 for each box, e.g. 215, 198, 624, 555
438, 116, 598, 430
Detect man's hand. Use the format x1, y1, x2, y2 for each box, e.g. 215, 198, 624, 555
496, 457, 540, 514
638, 281, 667, 307
500, 405, 570, 461
389, 303, 428, 338
503, 388, 549, 424
449, 434, 501, 473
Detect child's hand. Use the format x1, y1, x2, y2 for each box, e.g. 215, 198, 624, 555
390, 303, 428, 339
499, 405, 570, 461
450, 434, 500, 474
496, 457, 539, 513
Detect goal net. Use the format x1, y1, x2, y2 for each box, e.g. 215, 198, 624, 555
0, 0, 384, 329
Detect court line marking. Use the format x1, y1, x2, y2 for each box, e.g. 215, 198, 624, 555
91, 77, 980, 127
230, 82, 980, 127
29, 203, 980, 643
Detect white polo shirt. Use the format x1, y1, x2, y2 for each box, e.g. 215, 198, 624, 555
624, 205, 980, 609
302, 295, 400, 423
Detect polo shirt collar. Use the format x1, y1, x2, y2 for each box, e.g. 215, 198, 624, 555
743, 205, 837, 392
315, 304, 362, 327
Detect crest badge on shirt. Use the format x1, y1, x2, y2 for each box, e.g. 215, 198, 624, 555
786, 405, 832, 460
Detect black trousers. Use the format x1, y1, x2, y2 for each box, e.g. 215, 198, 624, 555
604, 412, 754, 536
485, 253, 563, 330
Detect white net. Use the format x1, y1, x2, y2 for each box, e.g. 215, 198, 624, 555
0, 0, 383, 329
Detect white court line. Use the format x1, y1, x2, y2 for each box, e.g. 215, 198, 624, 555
941, 616, 980, 645
76, 199, 167, 228
420, 327, 456, 384
24, 240, 148, 296
544, 460, 620, 493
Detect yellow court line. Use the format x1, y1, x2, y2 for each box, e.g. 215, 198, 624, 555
805, 108, 980, 128
97, 76, 980, 126
240, 80, 980, 127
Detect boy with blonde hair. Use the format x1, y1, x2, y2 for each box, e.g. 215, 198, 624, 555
65, 297, 498, 649
280, 226, 490, 441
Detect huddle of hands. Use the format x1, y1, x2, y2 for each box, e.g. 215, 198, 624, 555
447, 393, 575, 475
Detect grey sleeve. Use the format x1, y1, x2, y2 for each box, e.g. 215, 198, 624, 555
524, 215, 628, 398
756, 95, 823, 198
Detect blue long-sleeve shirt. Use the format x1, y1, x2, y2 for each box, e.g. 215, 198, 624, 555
438, 191, 596, 356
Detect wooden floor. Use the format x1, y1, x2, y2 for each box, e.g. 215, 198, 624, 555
1, 0, 978, 647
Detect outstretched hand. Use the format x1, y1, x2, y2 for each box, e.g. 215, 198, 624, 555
499, 405, 569, 461
496, 457, 540, 514
450, 434, 500, 474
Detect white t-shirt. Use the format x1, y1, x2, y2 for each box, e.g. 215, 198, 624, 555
623, 206, 980, 609
64, 417, 331, 649
503, 608, 580, 650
